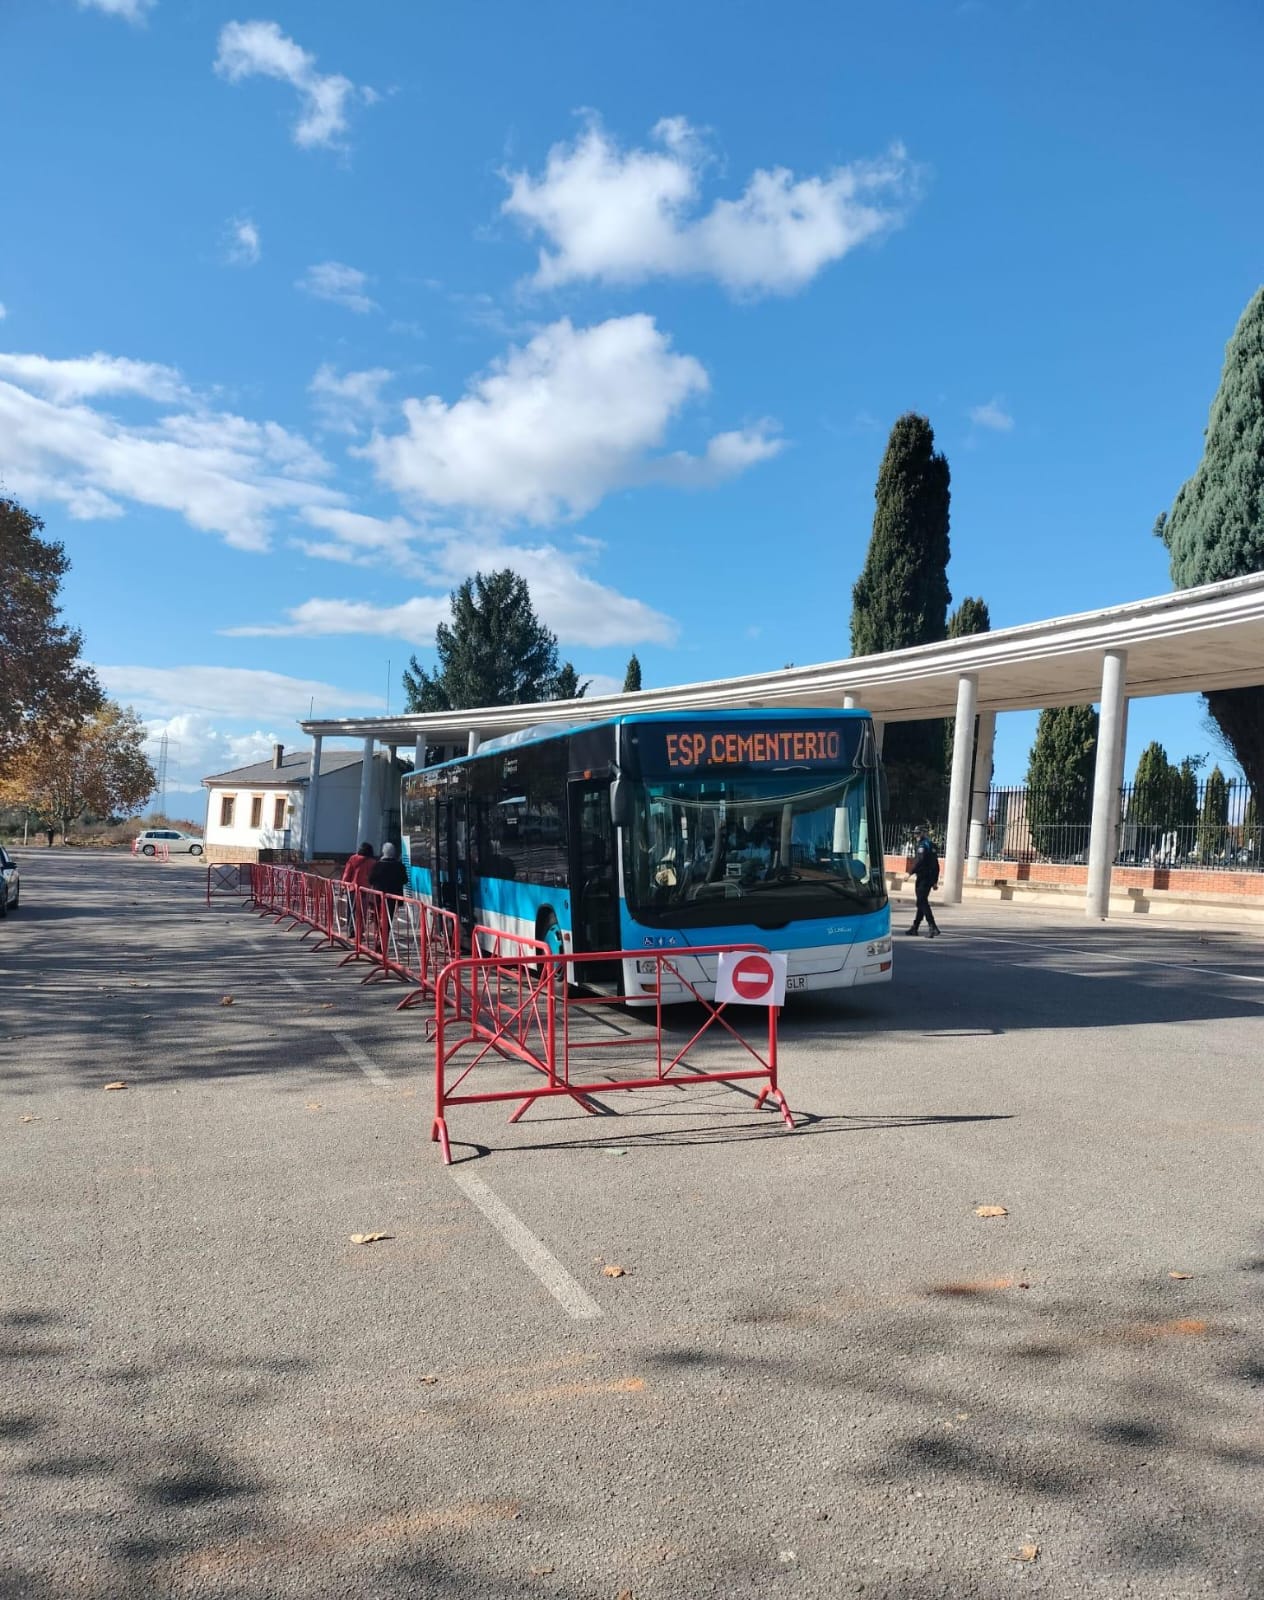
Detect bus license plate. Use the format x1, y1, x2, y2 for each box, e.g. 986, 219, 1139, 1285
786, 975, 807, 991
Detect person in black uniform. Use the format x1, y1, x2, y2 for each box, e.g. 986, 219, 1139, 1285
906, 835, 940, 938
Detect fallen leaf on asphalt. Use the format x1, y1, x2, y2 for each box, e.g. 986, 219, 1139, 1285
602, 1265, 626, 1278
20, 1115, 38, 1123
220, 996, 234, 1007
350, 1232, 392, 1245
1168, 1271, 1193, 1280
305, 1102, 323, 1112
1011, 1544, 1040, 1562
104, 1081, 128, 1092
616, 1591, 634, 1600
419, 1375, 439, 1385
529, 1565, 555, 1576
974, 1205, 1008, 1219
604, 1148, 630, 1157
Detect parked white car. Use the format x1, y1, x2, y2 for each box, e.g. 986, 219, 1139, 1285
134, 828, 204, 857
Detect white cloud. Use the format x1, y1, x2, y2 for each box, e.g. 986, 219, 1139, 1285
0, 304, 7, 320
78, 0, 156, 21
224, 595, 454, 643
98, 664, 384, 721
0, 350, 186, 404
141, 713, 283, 793
363, 314, 771, 524
226, 216, 261, 266
648, 424, 783, 487
309, 363, 393, 432
0, 352, 340, 550
969, 398, 1015, 432
214, 20, 367, 150
503, 118, 914, 296
223, 530, 678, 649
298, 261, 378, 314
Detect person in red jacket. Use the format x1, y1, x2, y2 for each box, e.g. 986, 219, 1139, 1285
340, 842, 376, 937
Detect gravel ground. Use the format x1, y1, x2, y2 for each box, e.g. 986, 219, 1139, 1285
2, 849, 1262, 1599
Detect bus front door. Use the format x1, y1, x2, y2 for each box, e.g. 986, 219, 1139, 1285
435, 798, 475, 946
568, 779, 620, 974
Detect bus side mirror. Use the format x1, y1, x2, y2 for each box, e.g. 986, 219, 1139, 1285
610, 776, 631, 828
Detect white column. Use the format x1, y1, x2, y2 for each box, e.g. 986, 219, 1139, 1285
413, 732, 427, 772
966, 710, 997, 882
842, 692, 859, 710
1087, 650, 1128, 919
355, 736, 375, 846
467, 730, 481, 755
941, 673, 978, 904
302, 736, 322, 860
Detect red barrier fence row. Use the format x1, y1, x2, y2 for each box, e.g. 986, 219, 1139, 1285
206, 863, 793, 1162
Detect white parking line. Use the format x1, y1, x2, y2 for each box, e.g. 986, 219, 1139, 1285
451, 1170, 603, 1321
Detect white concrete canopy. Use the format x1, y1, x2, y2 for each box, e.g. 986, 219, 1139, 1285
299, 573, 1264, 914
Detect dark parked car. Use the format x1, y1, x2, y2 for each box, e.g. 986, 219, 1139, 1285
0, 847, 20, 917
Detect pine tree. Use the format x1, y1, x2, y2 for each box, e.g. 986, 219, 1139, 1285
1157, 287, 1264, 793
1196, 764, 1229, 862
402, 570, 565, 711
1024, 705, 1098, 858
850, 414, 952, 813
551, 662, 589, 700
623, 654, 643, 693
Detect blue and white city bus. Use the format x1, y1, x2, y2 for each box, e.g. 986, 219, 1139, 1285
399, 709, 891, 999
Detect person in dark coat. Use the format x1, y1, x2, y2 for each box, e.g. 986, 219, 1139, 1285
906, 835, 940, 938
368, 842, 408, 898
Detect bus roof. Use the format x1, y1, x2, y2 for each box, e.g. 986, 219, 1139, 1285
407, 707, 873, 776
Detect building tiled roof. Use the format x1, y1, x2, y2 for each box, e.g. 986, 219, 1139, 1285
202, 750, 365, 787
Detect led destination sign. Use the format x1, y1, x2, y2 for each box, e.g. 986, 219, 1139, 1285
648, 726, 846, 772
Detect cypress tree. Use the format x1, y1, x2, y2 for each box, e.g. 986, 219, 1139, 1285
851, 414, 951, 810
623, 654, 643, 693
947, 596, 991, 638
1156, 287, 1264, 793
1129, 741, 1176, 860
945, 597, 991, 773
1024, 705, 1098, 858
1196, 764, 1229, 862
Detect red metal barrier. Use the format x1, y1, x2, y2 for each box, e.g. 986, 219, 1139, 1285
431, 944, 791, 1164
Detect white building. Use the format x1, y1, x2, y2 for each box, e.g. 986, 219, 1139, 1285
202, 743, 403, 864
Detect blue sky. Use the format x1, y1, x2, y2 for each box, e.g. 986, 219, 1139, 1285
4, 0, 1261, 814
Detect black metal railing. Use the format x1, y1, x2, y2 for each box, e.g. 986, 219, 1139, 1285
883, 777, 1261, 872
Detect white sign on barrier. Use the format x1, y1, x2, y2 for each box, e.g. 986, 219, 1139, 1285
714, 950, 788, 1006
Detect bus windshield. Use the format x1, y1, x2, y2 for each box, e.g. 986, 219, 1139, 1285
622, 767, 886, 929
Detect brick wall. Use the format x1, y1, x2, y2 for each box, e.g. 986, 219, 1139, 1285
884, 854, 1264, 899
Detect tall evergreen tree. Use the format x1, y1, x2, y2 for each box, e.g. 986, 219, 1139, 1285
1156, 287, 1264, 793
1024, 705, 1098, 858
850, 413, 952, 806
1129, 741, 1177, 860
402, 570, 580, 711
947, 596, 991, 638
623, 654, 643, 693
551, 662, 589, 700
945, 597, 991, 773
1196, 764, 1229, 861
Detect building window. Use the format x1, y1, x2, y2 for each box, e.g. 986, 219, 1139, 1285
273, 796, 287, 829
249, 795, 263, 829
220, 795, 236, 827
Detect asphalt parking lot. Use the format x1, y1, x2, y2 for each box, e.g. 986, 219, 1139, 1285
3, 850, 1263, 1599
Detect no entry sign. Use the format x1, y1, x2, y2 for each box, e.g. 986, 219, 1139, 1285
715, 950, 788, 1006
